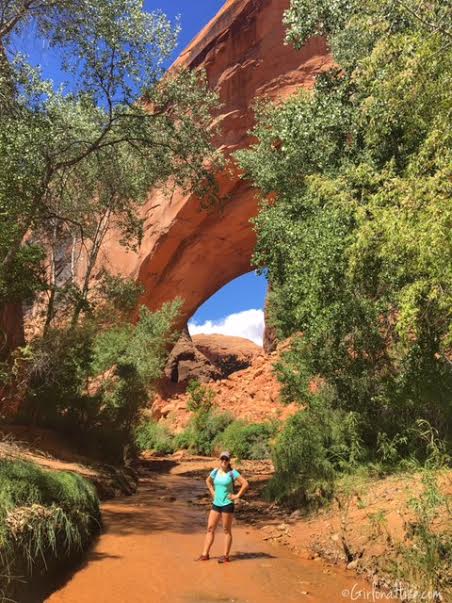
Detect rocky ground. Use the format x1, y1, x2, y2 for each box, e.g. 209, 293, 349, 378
152, 337, 298, 431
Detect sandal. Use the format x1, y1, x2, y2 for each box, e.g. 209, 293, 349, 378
195, 554, 209, 561
217, 555, 231, 564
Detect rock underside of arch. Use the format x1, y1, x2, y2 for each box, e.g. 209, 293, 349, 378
98, 0, 332, 326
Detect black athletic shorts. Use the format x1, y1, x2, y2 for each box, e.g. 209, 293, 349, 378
212, 503, 235, 514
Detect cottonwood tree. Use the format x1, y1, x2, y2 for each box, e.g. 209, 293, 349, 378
0, 0, 221, 334
238, 0, 452, 457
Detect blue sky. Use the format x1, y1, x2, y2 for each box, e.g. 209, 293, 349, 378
14, 0, 268, 343
189, 272, 267, 346
149, 1, 226, 54
12, 1, 226, 79
191, 272, 267, 323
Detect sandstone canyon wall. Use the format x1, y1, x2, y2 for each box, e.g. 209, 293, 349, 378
0, 304, 24, 361
99, 0, 331, 326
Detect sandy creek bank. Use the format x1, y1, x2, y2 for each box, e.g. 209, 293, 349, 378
44, 457, 370, 603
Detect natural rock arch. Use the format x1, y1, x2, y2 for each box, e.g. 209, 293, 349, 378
99, 0, 331, 325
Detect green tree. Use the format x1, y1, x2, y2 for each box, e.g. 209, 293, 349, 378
20, 298, 181, 461
238, 0, 452, 463
267, 390, 362, 508
0, 0, 221, 331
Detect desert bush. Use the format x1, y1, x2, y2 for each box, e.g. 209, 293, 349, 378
374, 420, 452, 475
215, 420, 279, 460
134, 421, 176, 455
175, 408, 234, 456
381, 438, 452, 600
174, 380, 233, 456
186, 379, 215, 413
389, 471, 452, 602
0, 458, 100, 600
267, 387, 363, 508
17, 300, 181, 463
19, 323, 96, 427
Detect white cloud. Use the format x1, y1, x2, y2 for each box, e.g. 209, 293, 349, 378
188, 309, 264, 347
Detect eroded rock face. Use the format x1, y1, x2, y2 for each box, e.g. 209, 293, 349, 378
99, 0, 331, 326
192, 333, 261, 377
3, 1, 331, 356
0, 304, 24, 360
164, 327, 220, 386
163, 331, 261, 392
152, 339, 298, 432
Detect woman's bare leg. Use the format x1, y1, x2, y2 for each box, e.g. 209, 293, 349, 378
221, 512, 233, 557
202, 510, 221, 556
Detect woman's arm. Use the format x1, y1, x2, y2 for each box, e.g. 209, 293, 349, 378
229, 476, 249, 501
206, 476, 215, 498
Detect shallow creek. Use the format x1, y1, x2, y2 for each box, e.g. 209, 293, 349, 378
46, 461, 370, 603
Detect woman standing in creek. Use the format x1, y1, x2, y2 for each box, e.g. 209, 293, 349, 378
196, 451, 249, 563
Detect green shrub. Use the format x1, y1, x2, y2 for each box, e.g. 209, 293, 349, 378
17, 300, 181, 463
21, 323, 96, 426
0, 458, 100, 599
390, 471, 452, 601
186, 379, 215, 412
134, 421, 175, 455
375, 420, 452, 474
175, 408, 234, 456
215, 420, 279, 460
173, 380, 233, 456
98, 273, 144, 314
267, 388, 363, 509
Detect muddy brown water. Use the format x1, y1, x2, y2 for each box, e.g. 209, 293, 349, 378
45, 462, 369, 603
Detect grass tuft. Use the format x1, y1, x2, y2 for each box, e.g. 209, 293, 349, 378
0, 458, 100, 600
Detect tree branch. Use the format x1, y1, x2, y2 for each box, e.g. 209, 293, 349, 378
394, 0, 452, 40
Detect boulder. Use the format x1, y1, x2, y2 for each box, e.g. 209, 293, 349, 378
164, 327, 220, 385
192, 333, 261, 378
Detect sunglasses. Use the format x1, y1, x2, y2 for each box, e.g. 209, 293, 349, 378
220, 457, 229, 461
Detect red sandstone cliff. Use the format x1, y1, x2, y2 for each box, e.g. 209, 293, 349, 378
152, 340, 298, 431
3, 0, 331, 355
99, 0, 331, 326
